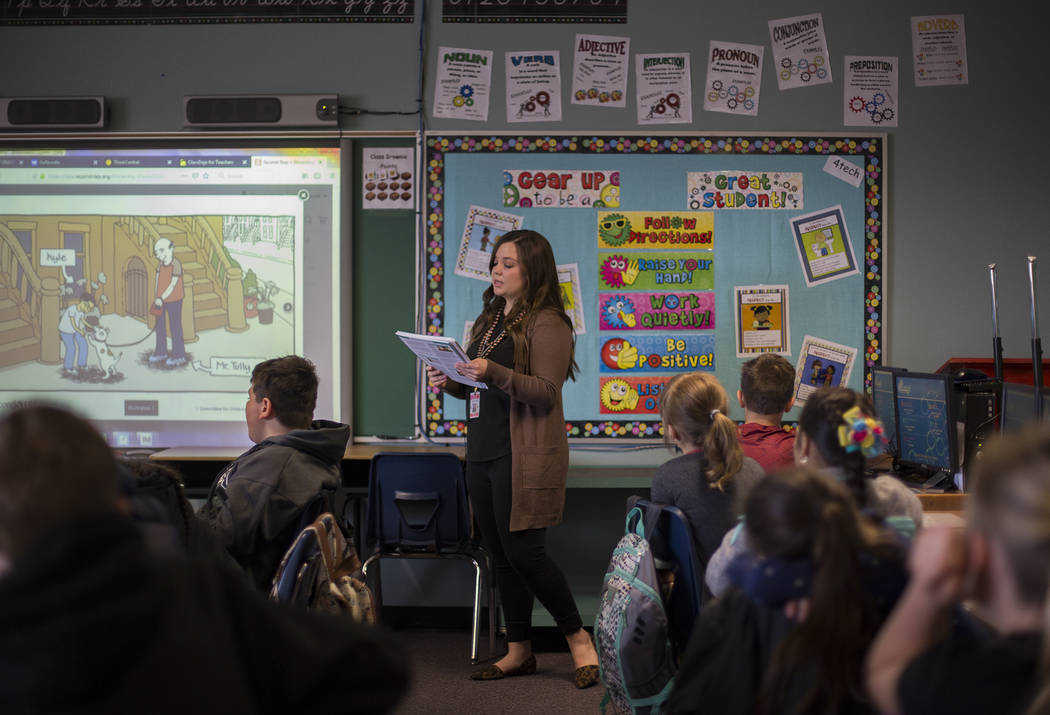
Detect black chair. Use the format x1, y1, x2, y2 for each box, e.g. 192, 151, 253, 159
361, 451, 496, 663
632, 498, 705, 655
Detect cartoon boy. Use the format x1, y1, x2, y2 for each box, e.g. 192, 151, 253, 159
58, 293, 95, 377
151, 237, 186, 367
808, 358, 823, 386
822, 364, 837, 386
479, 226, 491, 252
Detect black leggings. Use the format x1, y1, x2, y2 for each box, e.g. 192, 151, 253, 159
466, 454, 583, 643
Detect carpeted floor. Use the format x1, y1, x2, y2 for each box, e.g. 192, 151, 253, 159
389, 628, 605, 714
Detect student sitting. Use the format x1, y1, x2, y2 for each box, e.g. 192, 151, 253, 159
736, 353, 797, 472
653, 372, 764, 567
665, 467, 906, 714
197, 355, 351, 590
0, 405, 408, 714
866, 423, 1050, 715
706, 387, 922, 597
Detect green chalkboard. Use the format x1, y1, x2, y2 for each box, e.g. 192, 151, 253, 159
351, 137, 419, 438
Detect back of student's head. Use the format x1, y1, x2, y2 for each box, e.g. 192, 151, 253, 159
739, 353, 795, 415
797, 386, 881, 508
745, 467, 885, 715
659, 371, 743, 489
251, 355, 318, 429
969, 423, 1050, 714
0, 405, 121, 563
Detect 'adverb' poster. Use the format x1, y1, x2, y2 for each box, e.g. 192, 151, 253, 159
703, 41, 763, 116
432, 46, 493, 121
911, 15, 968, 86
768, 13, 832, 90
844, 55, 898, 127
506, 50, 562, 123
635, 52, 692, 125
571, 34, 629, 108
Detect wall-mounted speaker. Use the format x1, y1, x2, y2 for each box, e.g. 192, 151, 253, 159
183, 94, 338, 128
1, 97, 107, 129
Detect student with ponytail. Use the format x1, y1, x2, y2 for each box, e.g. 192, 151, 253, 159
652, 372, 764, 566
705, 386, 923, 597
867, 422, 1050, 715
666, 467, 906, 714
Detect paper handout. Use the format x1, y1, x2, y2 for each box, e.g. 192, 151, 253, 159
396, 330, 487, 389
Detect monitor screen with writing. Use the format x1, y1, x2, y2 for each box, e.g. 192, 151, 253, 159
871, 365, 903, 455
894, 372, 957, 475
0, 137, 348, 448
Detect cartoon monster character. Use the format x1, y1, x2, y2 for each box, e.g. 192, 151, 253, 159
600, 378, 640, 412
599, 183, 621, 208
601, 338, 639, 370
601, 295, 637, 329
598, 214, 631, 247
600, 255, 640, 289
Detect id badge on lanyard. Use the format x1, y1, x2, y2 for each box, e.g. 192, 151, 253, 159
469, 389, 480, 419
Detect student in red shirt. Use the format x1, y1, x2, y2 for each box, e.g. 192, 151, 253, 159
736, 354, 796, 472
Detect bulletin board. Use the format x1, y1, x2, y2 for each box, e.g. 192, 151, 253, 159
422, 132, 886, 440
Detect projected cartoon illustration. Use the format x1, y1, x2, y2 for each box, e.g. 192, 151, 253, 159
0, 213, 297, 390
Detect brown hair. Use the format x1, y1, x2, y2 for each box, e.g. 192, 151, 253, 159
797, 387, 877, 509
747, 467, 895, 715
0, 405, 121, 561
969, 424, 1050, 715
250, 355, 318, 429
470, 230, 577, 381
739, 353, 795, 415
658, 372, 744, 489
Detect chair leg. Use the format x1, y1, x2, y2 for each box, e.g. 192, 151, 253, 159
487, 583, 497, 658
361, 554, 383, 622
470, 558, 482, 664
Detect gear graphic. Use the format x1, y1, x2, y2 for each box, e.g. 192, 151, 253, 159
711, 80, 723, 91
452, 96, 465, 107
459, 85, 474, 98
666, 92, 680, 108
781, 57, 792, 68
536, 91, 550, 105
849, 96, 866, 112
873, 92, 886, 105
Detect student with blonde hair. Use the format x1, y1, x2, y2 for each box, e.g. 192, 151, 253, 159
867, 423, 1050, 715
652, 372, 764, 566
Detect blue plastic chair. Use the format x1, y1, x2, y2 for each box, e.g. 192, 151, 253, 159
361, 452, 496, 663
632, 498, 705, 655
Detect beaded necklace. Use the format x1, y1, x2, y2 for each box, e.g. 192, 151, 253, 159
476, 308, 527, 361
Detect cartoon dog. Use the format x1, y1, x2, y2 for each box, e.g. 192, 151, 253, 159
86, 324, 123, 379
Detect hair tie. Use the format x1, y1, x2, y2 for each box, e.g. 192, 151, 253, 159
837, 406, 887, 458
710, 408, 720, 421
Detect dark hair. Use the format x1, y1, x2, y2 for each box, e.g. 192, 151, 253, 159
797, 387, 876, 508
119, 459, 193, 548
739, 353, 795, 415
471, 230, 577, 381
747, 467, 891, 715
0, 405, 121, 561
658, 372, 744, 489
250, 355, 318, 429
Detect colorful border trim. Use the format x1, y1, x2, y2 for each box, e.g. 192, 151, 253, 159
424, 133, 885, 439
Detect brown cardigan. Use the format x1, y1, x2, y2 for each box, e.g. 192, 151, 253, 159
446, 308, 571, 531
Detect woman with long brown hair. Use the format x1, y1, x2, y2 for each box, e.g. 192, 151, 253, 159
426, 230, 599, 688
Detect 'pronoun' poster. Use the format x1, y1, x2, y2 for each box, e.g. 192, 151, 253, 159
911, 14, 968, 86
703, 41, 763, 116
571, 34, 629, 107
793, 335, 857, 406
844, 55, 898, 127
636, 52, 692, 125
506, 50, 562, 123
768, 13, 832, 90
433, 47, 493, 121
734, 285, 790, 357
789, 205, 859, 287
454, 205, 522, 281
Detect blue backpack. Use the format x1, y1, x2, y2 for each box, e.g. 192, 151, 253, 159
595, 506, 677, 714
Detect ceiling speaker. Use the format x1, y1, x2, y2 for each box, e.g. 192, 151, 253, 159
184, 94, 338, 128
1, 97, 107, 129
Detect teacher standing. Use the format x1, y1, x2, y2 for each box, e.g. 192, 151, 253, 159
426, 230, 599, 688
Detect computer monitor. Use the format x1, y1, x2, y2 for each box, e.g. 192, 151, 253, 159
894, 371, 959, 487
0, 134, 350, 449
1000, 382, 1040, 434
871, 365, 905, 456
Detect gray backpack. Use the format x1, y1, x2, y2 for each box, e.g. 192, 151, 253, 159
595, 506, 677, 714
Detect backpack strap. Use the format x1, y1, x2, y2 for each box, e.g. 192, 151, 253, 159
625, 504, 663, 543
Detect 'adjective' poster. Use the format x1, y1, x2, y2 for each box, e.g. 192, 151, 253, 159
844, 55, 898, 127
433, 46, 493, 121
911, 15, 968, 86
703, 41, 764, 116
734, 285, 790, 357
571, 33, 629, 107
635, 52, 692, 125
506, 50, 562, 123
768, 13, 832, 90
